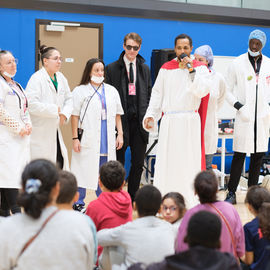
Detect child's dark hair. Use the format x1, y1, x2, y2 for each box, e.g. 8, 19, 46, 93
17, 159, 59, 219
39, 45, 58, 65
184, 211, 221, 249
162, 192, 186, 218
258, 202, 270, 241
56, 170, 78, 204
194, 170, 218, 203
245, 186, 270, 213
99, 161, 125, 191
135, 185, 161, 217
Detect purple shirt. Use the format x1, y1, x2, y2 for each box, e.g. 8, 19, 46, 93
176, 201, 245, 257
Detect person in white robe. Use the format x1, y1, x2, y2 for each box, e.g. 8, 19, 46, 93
194, 45, 226, 170
143, 34, 211, 207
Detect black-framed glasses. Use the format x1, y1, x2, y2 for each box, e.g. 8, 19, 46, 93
125, 45, 140, 51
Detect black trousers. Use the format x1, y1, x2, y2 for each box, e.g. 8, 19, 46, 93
117, 120, 147, 201
228, 151, 265, 193
0, 188, 21, 216
56, 131, 64, 169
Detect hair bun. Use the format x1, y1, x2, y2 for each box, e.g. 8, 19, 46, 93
39, 45, 47, 55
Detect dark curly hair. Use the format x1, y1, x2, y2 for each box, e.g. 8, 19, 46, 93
258, 202, 270, 241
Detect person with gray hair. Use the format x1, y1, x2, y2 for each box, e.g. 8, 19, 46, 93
225, 29, 270, 204
194, 45, 226, 170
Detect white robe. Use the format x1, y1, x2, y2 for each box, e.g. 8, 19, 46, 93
143, 60, 210, 208
205, 71, 226, 154
26, 67, 73, 170
70, 83, 123, 190
226, 53, 270, 154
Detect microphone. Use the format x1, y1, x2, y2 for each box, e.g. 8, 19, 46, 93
179, 53, 194, 73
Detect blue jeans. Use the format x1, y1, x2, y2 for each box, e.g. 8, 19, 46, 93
76, 156, 108, 206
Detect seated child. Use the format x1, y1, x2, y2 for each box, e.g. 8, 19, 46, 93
160, 192, 186, 238
56, 170, 98, 263
128, 211, 240, 270
85, 161, 133, 259
97, 185, 175, 270
242, 186, 270, 270
258, 203, 270, 270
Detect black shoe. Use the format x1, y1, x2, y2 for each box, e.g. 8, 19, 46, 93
73, 204, 86, 213
225, 192, 236, 205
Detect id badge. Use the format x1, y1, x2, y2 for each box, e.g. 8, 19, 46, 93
101, 108, 107, 120
128, 83, 136, 95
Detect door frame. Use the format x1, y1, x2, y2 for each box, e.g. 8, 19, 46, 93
35, 19, 103, 71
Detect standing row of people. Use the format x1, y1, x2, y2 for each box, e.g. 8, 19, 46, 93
1, 28, 269, 213
0, 32, 152, 214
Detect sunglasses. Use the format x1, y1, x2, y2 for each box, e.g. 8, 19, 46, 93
125, 45, 140, 51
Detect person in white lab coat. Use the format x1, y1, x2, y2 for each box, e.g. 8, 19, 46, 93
143, 34, 211, 208
194, 45, 226, 170
0, 50, 31, 216
225, 29, 270, 204
71, 58, 124, 210
26, 45, 73, 170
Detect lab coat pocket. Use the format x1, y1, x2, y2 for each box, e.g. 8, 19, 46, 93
57, 89, 66, 107
238, 105, 250, 122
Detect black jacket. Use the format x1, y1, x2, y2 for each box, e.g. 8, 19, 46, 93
128, 246, 240, 270
105, 51, 152, 145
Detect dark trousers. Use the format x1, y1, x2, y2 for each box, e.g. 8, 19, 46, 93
228, 151, 265, 193
56, 132, 64, 169
0, 188, 21, 216
117, 120, 147, 201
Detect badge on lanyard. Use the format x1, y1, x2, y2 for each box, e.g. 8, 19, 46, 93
101, 108, 107, 120
128, 83, 136, 95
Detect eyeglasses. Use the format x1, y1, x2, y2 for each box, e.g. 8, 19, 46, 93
125, 45, 140, 51
162, 206, 178, 212
48, 57, 63, 62
4, 59, 18, 66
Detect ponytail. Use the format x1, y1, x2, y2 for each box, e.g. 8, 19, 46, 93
17, 159, 59, 219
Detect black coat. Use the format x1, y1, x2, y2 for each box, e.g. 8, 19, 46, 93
105, 51, 152, 145
128, 246, 240, 270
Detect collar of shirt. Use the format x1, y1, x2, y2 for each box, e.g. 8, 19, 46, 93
123, 55, 136, 83
248, 53, 262, 74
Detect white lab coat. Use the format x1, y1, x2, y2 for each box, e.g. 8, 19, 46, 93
226, 53, 270, 154
143, 60, 210, 208
26, 67, 73, 170
205, 71, 226, 154
70, 83, 123, 190
0, 77, 31, 188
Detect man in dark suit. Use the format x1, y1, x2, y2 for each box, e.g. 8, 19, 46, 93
105, 32, 152, 201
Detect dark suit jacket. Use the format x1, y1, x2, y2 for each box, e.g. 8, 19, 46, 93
105, 51, 152, 145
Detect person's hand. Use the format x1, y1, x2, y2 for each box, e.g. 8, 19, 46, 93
19, 127, 28, 137
25, 123, 32, 135
116, 133, 124, 150
144, 117, 154, 130
73, 139, 81, 153
180, 55, 193, 69
59, 114, 67, 126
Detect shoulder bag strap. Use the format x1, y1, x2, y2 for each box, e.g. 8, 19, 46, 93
208, 203, 238, 258
79, 83, 101, 127
13, 209, 60, 268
